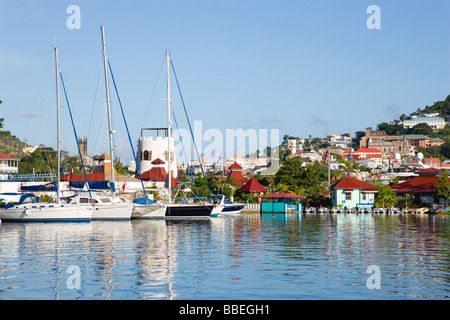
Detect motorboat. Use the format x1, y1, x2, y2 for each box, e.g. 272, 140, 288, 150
210, 195, 244, 215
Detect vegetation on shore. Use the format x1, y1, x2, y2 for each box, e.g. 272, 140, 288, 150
2, 95, 450, 207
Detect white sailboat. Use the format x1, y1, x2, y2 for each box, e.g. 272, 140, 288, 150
0, 47, 92, 222
131, 200, 167, 219
88, 25, 133, 221
68, 193, 133, 221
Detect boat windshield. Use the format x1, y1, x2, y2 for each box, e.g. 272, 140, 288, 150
18, 194, 40, 205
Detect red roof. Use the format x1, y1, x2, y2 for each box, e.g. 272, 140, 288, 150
261, 192, 304, 198
416, 168, 445, 175
391, 176, 442, 194
141, 167, 167, 181
330, 177, 378, 191
0, 153, 19, 160
229, 162, 243, 170
227, 170, 248, 186
151, 158, 165, 164
240, 177, 267, 192
355, 148, 381, 154
140, 167, 179, 186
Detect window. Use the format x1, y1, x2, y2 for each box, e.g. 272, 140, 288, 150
143, 150, 149, 160
80, 197, 89, 203
345, 192, 352, 200
362, 193, 367, 201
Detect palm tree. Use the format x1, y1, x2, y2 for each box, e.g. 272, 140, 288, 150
338, 159, 358, 177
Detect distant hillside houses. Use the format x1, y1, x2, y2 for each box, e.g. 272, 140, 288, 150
359, 127, 444, 157
326, 134, 352, 148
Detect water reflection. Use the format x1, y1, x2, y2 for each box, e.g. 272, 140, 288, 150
0, 214, 448, 299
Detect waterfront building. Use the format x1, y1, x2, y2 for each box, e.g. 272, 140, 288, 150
0, 153, 20, 180
391, 168, 448, 204
260, 192, 303, 213
140, 158, 179, 187
330, 176, 378, 209
137, 134, 178, 179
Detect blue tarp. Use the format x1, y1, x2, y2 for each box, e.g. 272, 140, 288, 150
20, 182, 57, 192
69, 180, 115, 191
133, 197, 155, 205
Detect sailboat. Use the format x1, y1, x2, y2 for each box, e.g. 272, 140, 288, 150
84, 25, 133, 221
162, 51, 224, 218
0, 47, 92, 222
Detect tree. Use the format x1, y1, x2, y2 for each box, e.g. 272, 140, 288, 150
374, 183, 398, 208
434, 172, 450, 206
275, 158, 327, 205
355, 131, 366, 140
410, 123, 433, 136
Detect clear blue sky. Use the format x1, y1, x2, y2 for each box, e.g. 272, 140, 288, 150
1, 0, 449, 163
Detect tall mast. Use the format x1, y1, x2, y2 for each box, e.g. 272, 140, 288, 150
54, 46, 61, 203
166, 51, 172, 203
327, 148, 331, 189
101, 25, 115, 196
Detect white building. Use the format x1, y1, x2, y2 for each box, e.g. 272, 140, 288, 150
0, 153, 20, 180
403, 116, 446, 129
137, 136, 178, 178
327, 134, 352, 148
228, 155, 269, 171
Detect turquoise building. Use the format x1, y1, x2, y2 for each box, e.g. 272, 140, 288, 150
330, 177, 378, 209
260, 193, 304, 213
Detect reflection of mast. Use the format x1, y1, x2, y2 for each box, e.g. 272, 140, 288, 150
166, 221, 176, 299
133, 220, 177, 299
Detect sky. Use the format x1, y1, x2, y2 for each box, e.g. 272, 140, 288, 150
0, 0, 449, 164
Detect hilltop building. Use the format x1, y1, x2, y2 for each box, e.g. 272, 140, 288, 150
403, 116, 446, 129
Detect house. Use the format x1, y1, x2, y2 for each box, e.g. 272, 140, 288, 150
330, 176, 378, 209
354, 148, 383, 167
0, 153, 20, 180
390, 167, 447, 204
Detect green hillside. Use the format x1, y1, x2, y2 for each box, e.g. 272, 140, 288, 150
417, 94, 450, 118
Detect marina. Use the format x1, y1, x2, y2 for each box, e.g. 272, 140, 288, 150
0, 0, 449, 303
0, 213, 448, 300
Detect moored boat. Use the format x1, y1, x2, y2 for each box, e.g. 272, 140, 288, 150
68, 194, 132, 220
131, 198, 167, 219
0, 194, 92, 222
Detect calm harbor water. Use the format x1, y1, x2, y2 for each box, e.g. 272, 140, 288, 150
0, 213, 448, 300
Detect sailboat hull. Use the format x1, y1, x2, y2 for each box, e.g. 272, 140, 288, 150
0, 204, 92, 222
131, 204, 167, 219
91, 203, 133, 220
165, 204, 223, 218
